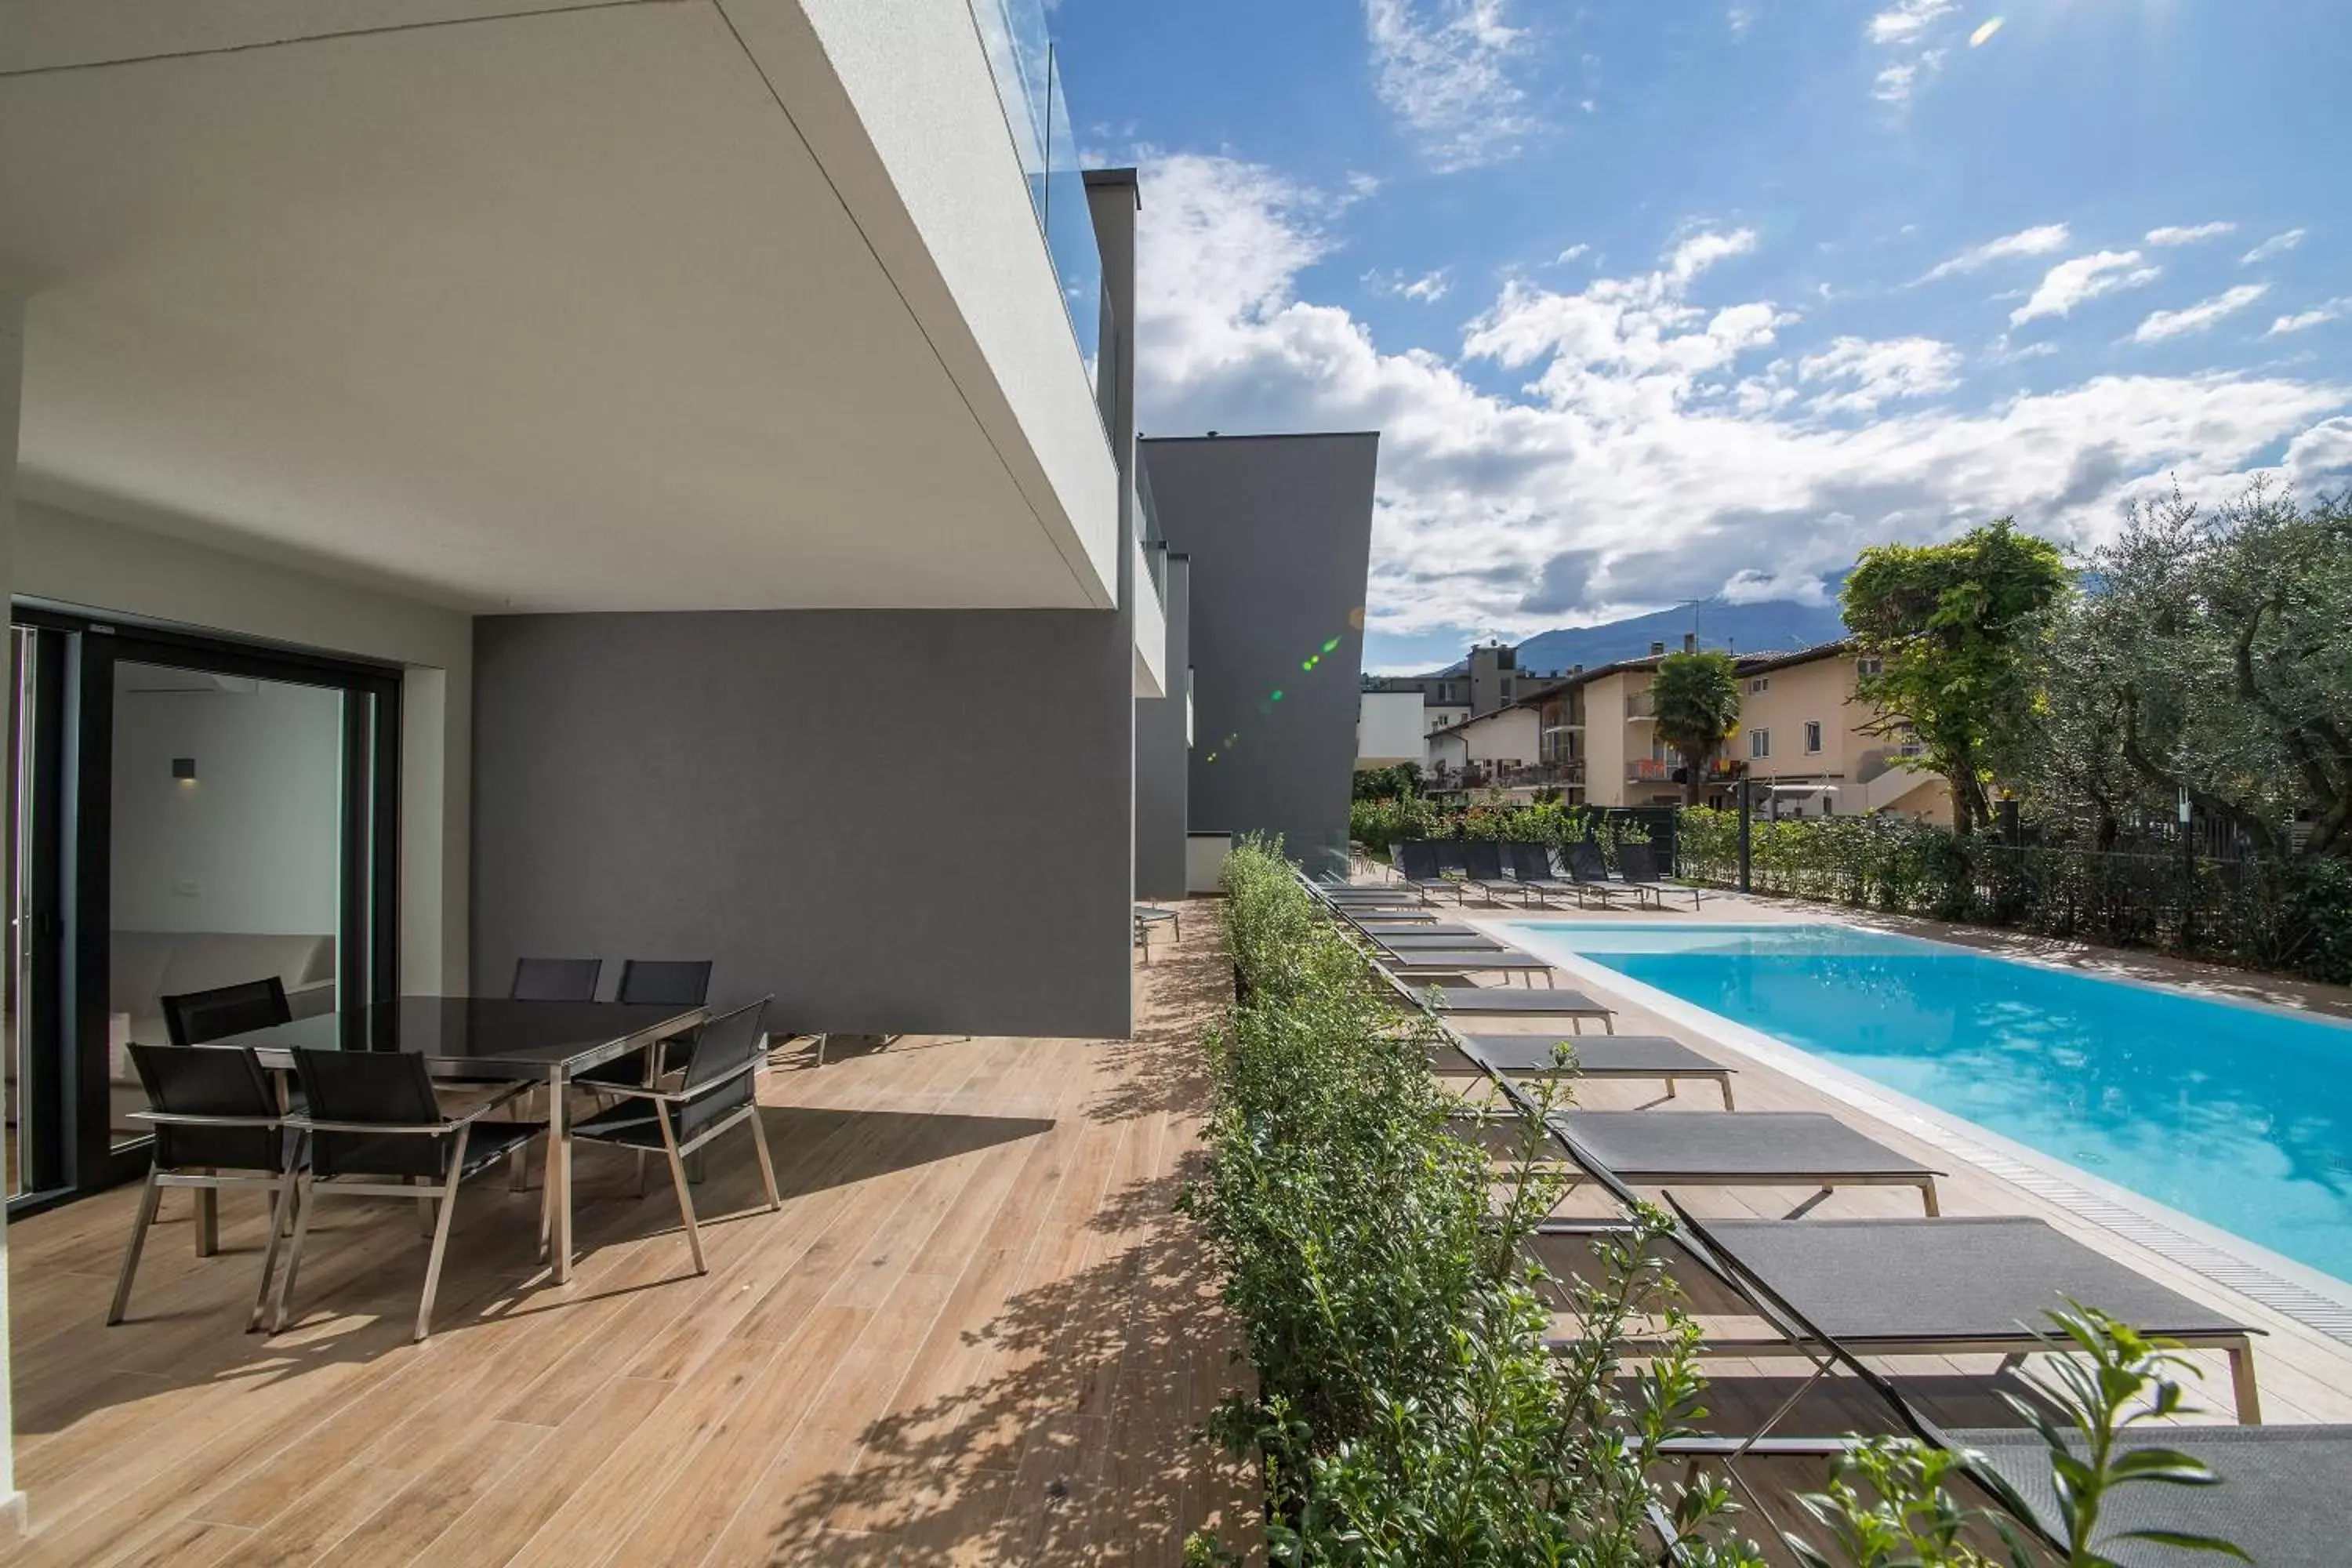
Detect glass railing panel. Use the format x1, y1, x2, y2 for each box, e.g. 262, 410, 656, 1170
1041, 47, 1102, 390
972, 0, 1050, 225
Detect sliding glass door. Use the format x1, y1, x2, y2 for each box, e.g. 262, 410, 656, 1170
6, 612, 398, 1213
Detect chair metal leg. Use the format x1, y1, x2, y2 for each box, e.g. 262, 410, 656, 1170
270, 1174, 318, 1334
107, 1171, 166, 1326
634, 1149, 650, 1200
748, 1110, 781, 1211
249, 1174, 299, 1333
510, 1091, 532, 1192
415, 1126, 470, 1342
416, 1174, 436, 1238
655, 1113, 705, 1274
194, 1180, 220, 1258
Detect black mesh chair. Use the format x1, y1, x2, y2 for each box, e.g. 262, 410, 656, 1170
112, 1043, 299, 1331
272, 1049, 546, 1341
509, 956, 601, 1002
565, 996, 779, 1275
579, 960, 713, 1091
162, 977, 292, 1047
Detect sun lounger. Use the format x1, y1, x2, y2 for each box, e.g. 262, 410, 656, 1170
1382, 949, 1558, 986
1454, 840, 1523, 905
1375, 931, 1509, 951
1392, 840, 1458, 906
1548, 1110, 1941, 1213
1351, 918, 1477, 937
1951, 1425, 2343, 1565
1428, 985, 1614, 1031
1504, 841, 1580, 906
1615, 842, 1701, 910
1563, 840, 1642, 909
1440, 1033, 1735, 1106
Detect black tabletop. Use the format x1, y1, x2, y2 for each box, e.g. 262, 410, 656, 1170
214, 996, 706, 1076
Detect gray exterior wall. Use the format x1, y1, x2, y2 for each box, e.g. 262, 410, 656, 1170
471, 608, 1134, 1038
1134, 554, 1190, 898
1141, 433, 1378, 879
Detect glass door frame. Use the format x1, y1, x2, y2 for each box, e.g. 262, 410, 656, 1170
9, 608, 401, 1214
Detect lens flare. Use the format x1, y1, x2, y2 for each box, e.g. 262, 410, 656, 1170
1969, 16, 2002, 45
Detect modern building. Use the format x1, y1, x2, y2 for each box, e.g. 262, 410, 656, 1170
0, 0, 1373, 1512
1359, 639, 1543, 735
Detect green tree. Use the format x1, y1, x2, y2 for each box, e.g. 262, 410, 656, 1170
1843, 518, 2071, 834
1651, 650, 1743, 806
2042, 480, 2352, 859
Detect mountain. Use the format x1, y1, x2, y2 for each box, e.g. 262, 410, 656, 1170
1440, 597, 1850, 677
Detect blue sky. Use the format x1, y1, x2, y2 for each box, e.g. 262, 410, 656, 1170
1047, 0, 2352, 673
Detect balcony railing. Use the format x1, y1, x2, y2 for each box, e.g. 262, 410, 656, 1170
972, 0, 1103, 394
1136, 456, 1167, 606
1624, 691, 1657, 719
1429, 760, 1585, 792
1625, 757, 1740, 784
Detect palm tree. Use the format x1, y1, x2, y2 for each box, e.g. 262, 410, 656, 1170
1650, 650, 1742, 806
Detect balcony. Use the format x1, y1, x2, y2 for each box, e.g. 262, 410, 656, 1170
1624, 691, 1657, 720
1431, 760, 1585, 793
1625, 757, 1740, 784
974, 0, 1105, 396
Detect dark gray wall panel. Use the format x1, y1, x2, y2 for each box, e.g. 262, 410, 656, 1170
1134, 554, 1190, 898
472, 608, 1132, 1038
1142, 434, 1377, 878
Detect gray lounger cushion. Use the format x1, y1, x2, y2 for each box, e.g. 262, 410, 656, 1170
1378, 933, 1509, 950
1700, 1215, 2246, 1343
1456, 1034, 1729, 1076
1355, 921, 1478, 937
1553, 1112, 1933, 1179
1948, 1425, 2351, 1568
1430, 985, 1610, 1016
1385, 950, 1551, 970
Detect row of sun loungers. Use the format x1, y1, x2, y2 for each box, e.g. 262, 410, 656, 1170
1297, 873, 2342, 1564
1385, 838, 1703, 911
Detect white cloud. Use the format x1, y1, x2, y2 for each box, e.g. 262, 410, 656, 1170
1798, 336, 1962, 414
2130, 284, 2269, 344
1555, 243, 1591, 265
2144, 221, 2237, 247
1363, 0, 1539, 171
1867, 0, 1955, 43
2242, 228, 2307, 264
1131, 153, 2349, 638
1872, 52, 1945, 105
2268, 299, 2350, 336
1918, 223, 2071, 283
1367, 267, 1454, 303
2011, 250, 2162, 326
1727, 5, 1759, 39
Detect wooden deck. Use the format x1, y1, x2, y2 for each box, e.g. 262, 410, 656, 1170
0, 909, 1254, 1566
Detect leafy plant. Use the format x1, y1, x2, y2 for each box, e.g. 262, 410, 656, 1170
1844, 519, 2071, 835
1652, 650, 1744, 808
1788, 1303, 2247, 1568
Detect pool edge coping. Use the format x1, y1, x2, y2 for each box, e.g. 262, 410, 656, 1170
1498, 917, 2352, 1349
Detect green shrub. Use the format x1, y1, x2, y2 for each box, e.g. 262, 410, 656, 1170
1189, 838, 1755, 1566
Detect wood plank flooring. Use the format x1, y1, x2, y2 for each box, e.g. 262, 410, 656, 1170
0, 907, 1255, 1566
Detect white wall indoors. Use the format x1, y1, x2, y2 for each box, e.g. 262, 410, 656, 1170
110, 667, 343, 936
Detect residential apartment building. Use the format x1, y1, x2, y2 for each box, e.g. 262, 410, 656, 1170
0, 0, 1374, 1508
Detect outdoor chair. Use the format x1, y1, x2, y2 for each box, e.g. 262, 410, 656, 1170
1380, 946, 1557, 987
162, 976, 292, 1047
1527, 1207, 2263, 1425
1392, 840, 1454, 905
271, 1048, 546, 1341
1615, 841, 1701, 909
1454, 840, 1520, 904
1350, 916, 1475, 937
1504, 841, 1580, 906
111, 1042, 299, 1331
564, 996, 781, 1275
1427, 983, 1615, 1031
579, 959, 713, 1090
509, 956, 602, 1002
1435, 1032, 1736, 1107
1375, 930, 1509, 953
1541, 1109, 1941, 1214
1563, 840, 1642, 909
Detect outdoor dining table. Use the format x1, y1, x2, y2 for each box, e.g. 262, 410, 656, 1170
208, 996, 710, 1284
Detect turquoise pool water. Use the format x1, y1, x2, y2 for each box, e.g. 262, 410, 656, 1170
1511, 922, 2352, 1287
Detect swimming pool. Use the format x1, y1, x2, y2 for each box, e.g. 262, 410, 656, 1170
1508, 921, 2352, 1289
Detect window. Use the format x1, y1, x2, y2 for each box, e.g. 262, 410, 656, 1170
1803, 720, 1823, 753
1748, 728, 1771, 759
1857, 656, 1883, 677
1748, 676, 1769, 693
